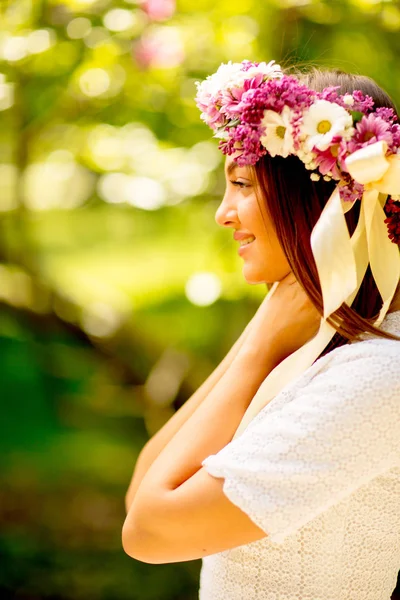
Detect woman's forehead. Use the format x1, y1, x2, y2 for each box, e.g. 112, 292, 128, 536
225, 156, 251, 175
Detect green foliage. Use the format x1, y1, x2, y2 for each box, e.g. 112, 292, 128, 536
350, 110, 364, 123
1, 0, 400, 598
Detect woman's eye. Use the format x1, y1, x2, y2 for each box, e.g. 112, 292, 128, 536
230, 180, 250, 188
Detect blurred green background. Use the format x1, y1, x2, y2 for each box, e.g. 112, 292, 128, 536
1, 0, 400, 598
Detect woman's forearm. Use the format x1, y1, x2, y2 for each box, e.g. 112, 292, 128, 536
125, 316, 255, 512
123, 344, 277, 544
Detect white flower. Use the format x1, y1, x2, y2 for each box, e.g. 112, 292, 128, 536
195, 61, 244, 97
302, 99, 353, 151
240, 60, 283, 82
195, 60, 282, 98
230, 61, 282, 90
260, 106, 295, 157
343, 94, 355, 106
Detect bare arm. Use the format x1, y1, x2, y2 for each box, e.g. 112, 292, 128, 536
122, 345, 277, 561
125, 297, 264, 513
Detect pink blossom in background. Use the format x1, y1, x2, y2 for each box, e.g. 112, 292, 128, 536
134, 26, 184, 69
143, 0, 176, 21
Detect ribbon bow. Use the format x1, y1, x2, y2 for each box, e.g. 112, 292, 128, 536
345, 140, 400, 194
311, 139, 400, 323
232, 140, 400, 440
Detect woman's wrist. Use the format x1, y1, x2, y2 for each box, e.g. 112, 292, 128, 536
235, 338, 279, 382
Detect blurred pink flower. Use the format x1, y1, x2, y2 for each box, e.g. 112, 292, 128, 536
143, 0, 176, 21
134, 26, 184, 69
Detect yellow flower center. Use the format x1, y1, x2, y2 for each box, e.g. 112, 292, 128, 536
317, 120, 332, 134
276, 125, 286, 139
330, 144, 339, 157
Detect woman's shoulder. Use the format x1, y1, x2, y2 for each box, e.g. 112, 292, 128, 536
352, 309, 400, 344
311, 310, 400, 390
244, 310, 400, 431
325, 309, 400, 360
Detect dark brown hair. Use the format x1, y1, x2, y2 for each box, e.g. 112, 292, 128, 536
250, 67, 400, 359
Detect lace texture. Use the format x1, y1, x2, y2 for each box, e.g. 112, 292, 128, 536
199, 311, 400, 600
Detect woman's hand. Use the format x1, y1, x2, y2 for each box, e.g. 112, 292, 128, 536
240, 271, 322, 368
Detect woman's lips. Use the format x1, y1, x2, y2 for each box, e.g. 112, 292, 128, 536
238, 238, 255, 255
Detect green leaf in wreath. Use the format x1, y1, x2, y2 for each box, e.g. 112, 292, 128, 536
226, 119, 241, 128
350, 110, 364, 123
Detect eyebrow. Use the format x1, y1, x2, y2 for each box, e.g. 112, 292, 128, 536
226, 161, 239, 176
226, 161, 253, 180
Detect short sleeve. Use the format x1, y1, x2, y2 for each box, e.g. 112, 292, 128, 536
202, 342, 400, 544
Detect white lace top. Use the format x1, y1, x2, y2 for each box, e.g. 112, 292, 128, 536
199, 310, 400, 600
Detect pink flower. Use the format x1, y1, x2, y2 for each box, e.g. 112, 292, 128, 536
320, 86, 341, 104
391, 124, 400, 148
219, 76, 264, 118
338, 114, 394, 165
339, 180, 364, 203
196, 90, 227, 129
314, 139, 342, 179
134, 26, 184, 70
240, 76, 315, 120
351, 90, 375, 114
375, 107, 398, 123
354, 114, 393, 147
201, 104, 226, 129
195, 60, 282, 130
337, 138, 352, 172
219, 123, 267, 165
143, 0, 176, 21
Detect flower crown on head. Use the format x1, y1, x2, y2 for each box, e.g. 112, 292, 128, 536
195, 59, 400, 244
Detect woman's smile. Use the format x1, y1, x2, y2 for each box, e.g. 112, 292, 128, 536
238, 237, 256, 255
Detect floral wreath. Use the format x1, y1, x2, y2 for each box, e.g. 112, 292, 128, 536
195, 59, 400, 245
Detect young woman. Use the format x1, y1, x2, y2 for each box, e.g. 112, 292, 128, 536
122, 62, 400, 600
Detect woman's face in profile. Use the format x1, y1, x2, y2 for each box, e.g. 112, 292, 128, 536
215, 154, 291, 284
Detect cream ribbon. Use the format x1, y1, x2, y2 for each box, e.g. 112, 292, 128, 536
232, 141, 400, 440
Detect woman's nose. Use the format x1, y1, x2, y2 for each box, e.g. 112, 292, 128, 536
215, 194, 239, 228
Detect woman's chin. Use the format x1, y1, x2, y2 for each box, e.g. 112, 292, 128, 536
242, 263, 286, 285
242, 265, 268, 285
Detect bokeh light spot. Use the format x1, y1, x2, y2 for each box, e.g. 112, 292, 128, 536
66, 17, 92, 39
185, 273, 222, 306
125, 176, 166, 210
103, 9, 136, 32
79, 68, 110, 97
82, 302, 122, 338
0, 77, 14, 111
2, 36, 28, 61
26, 29, 54, 54
97, 173, 129, 204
